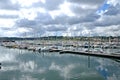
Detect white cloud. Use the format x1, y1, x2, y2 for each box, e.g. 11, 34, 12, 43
17, 0, 40, 7
38, 7, 47, 13
92, 25, 120, 36
59, 1, 75, 17
17, 27, 32, 33
80, 4, 98, 10
19, 8, 37, 20
0, 27, 32, 37
107, 0, 120, 6
40, 0, 46, 4
0, 9, 18, 16
49, 10, 62, 19
49, 1, 75, 19
0, 18, 15, 28
82, 28, 91, 36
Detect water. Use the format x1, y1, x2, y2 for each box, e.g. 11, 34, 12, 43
0, 46, 120, 80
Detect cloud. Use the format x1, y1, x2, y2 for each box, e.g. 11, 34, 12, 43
91, 25, 120, 36
16, 19, 36, 27
107, 0, 120, 6
93, 3, 120, 27
0, 0, 20, 10
44, 0, 64, 10
32, 0, 64, 10
0, 15, 18, 19
67, 0, 104, 5
94, 14, 120, 26
45, 25, 67, 32
87, 1, 120, 36
104, 4, 120, 15
0, 0, 120, 37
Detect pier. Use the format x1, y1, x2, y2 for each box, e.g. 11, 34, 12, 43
60, 50, 120, 59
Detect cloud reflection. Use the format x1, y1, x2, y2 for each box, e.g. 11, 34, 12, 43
19, 61, 37, 72
49, 62, 80, 79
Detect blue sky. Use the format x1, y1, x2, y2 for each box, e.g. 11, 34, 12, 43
102, 2, 110, 11
97, 0, 111, 15
0, 0, 120, 37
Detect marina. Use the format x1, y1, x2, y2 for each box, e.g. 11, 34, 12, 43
0, 38, 120, 60
0, 37, 120, 80
0, 0, 120, 79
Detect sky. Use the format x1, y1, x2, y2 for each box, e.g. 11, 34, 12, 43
0, 0, 120, 37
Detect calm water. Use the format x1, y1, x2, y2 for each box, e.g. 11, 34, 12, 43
0, 46, 120, 80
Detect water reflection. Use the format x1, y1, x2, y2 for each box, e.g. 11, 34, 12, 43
112, 59, 120, 63
0, 46, 120, 80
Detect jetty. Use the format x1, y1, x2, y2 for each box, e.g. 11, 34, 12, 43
60, 50, 120, 59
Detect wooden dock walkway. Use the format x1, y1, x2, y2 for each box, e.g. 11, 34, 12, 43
59, 50, 120, 59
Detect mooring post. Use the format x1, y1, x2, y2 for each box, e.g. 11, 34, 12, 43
0, 63, 1, 69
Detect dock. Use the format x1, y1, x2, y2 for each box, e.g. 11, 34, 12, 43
49, 49, 62, 52
60, 50, 120, 59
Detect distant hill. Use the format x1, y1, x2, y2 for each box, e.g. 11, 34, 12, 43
0, 36, 120, 41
